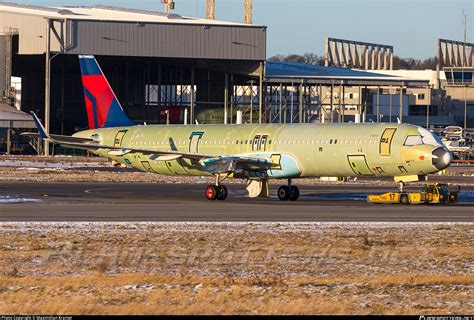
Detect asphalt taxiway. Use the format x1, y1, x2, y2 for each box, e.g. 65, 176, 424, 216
1, 182, 473, 222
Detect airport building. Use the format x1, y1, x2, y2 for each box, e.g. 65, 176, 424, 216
0, 2, 266, 153
0, 3, 471, 155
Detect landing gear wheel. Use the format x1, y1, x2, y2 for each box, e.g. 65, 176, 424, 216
205, 185, 218, 200
216, 185, 228, 200
400, 194, 409, 205
278, 186, 290, 201
289, 186, 300, 201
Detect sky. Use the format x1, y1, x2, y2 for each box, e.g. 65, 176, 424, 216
5, 0, 473, 59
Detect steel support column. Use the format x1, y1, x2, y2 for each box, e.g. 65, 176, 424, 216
298, 82, 303, 123
399, 82, 403, 123
6, 121, 11, 155
330, 82, 334, 123
224, 73, 228, 124
259, 65, 263, 124
376, 86, 380, 123
279, 83, 282, 124
190, 67, 195, 125
44, 19, 51, 155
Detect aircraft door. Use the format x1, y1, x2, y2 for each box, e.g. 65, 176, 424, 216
114, 130, 128, 147
252, 135, 261, 151
347, 155, 374, 176
260, 135, 268, 151
379, 128, 397, 156
189, 132, 204, 153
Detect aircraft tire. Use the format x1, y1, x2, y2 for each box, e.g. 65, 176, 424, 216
400, 194, 409, 205
278, 186, 290, 201
205, 185, 218, 200
289, 186, 300, 201
216, 185, 228, 200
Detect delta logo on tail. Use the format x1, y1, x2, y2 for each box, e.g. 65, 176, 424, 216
78, 55, 134, 129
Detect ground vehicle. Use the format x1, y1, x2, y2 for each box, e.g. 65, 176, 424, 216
367, 183, 459, 204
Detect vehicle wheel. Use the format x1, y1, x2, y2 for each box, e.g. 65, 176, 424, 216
289, 186, 300, 201
205, 185, 218, 200
278, 186, 290, 201
216, 185, 228, 200
400, 194, 409, 205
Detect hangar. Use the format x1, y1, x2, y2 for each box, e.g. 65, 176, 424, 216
0, 2, 266, 154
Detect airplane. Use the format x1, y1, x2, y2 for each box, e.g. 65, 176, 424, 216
25, 55, 452, 201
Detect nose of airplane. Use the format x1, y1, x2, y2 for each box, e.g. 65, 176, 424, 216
432, 147, 452, 171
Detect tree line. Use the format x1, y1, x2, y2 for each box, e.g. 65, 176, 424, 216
268, 53, 438, 70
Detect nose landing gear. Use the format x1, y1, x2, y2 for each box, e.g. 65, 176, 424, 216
278, 179, 299, 201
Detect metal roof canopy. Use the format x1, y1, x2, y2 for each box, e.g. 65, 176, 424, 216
0, 3, 257, 26
0, 2, 266, 61
265, 61, 430, 87
0, 103, 35, 128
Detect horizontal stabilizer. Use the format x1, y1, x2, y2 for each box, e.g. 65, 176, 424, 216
21, 132, 96, 144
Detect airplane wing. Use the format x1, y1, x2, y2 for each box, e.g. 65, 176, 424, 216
24, 112, 277, 174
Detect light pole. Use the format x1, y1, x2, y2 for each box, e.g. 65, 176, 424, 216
464, 83, 468, 129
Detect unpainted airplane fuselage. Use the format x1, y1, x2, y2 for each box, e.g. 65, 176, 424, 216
74, 122, 450, 180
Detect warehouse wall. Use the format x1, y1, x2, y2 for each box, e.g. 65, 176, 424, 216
66, 20, 266, 61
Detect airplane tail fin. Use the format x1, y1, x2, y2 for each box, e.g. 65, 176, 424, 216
78, 55, 134, 129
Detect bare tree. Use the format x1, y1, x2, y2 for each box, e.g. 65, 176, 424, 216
269, 52, 437, 70
268, 52, 325, 66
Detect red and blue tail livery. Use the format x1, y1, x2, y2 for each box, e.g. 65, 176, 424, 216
78, 55, 134, 129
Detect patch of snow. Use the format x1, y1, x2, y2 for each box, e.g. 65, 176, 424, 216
0, 195, 42, 204
0, 159, 108, 169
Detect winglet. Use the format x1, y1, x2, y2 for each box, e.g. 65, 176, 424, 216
30, 111, 49, 140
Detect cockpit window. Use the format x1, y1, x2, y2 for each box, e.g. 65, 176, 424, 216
404, 135, 423, 146
404, 127, 444, 147
418, 127, 443, 147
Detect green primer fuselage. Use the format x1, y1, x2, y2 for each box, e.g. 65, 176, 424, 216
73, 123, 441, 179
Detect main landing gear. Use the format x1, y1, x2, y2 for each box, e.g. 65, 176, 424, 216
205, 174, 229, 201
278, 179, 299, 201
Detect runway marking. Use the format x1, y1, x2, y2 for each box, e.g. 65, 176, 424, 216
84, 187, 122, 194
